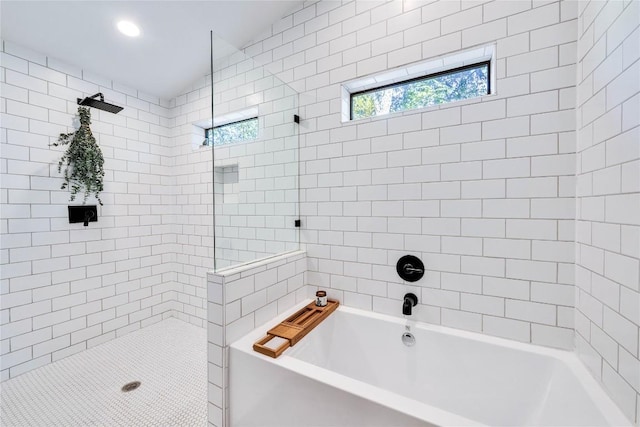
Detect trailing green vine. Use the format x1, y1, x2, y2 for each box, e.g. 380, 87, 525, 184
51, 106, 105, 205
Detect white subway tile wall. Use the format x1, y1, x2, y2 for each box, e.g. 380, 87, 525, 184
575, 0, 639, 423
225, 0, 579, 352
206, 250, 307, 426
171, 74, 213, 329
0, 41, 182, 381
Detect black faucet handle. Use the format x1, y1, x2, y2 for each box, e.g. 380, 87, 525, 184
83, 210, 95, 227
403, 264, 424, 274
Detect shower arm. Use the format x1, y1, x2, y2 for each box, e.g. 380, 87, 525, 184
87, 93, 105, 102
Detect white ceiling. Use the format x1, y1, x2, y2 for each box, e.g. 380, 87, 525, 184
1, 1, 301, 100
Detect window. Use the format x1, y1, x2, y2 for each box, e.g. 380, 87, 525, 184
204, 117, 258, 146
350, 61, 490, 120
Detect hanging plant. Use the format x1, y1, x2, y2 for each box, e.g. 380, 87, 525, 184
51, 106, 105, 205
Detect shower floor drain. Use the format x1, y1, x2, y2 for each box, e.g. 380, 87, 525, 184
121, 381, 141, 392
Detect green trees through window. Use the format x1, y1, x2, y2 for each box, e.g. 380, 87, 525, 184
351, 62, 489, 120
205, 117, 258, 146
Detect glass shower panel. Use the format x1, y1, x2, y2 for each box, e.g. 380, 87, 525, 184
210, 34, 299, 270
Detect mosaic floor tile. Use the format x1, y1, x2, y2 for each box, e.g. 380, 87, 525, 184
1, 318, 207, 426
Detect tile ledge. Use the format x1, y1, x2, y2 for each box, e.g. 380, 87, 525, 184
207, 250, 306, 278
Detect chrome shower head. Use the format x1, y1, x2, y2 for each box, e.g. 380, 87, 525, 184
77, 93, 123, 114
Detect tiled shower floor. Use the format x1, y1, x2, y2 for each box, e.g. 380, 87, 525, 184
0, 318, 207, 426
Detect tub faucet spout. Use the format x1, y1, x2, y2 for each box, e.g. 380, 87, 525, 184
403, 293, 418, 315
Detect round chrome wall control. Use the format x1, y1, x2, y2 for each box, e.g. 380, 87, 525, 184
396, 255, 425, 282
401, 332, 416, 347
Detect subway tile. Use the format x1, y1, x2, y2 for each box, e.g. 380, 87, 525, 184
441, 272, 482, 294
506, 300, 556, 325
483, 315, 530, 342
605, 194, 640, 226
461, 19, 507, 48
0, 319, 32, 340
507, 177, 557, 198
604, 250, 640, 291
603, 307, 638, 356
422, 144, 460, 165
11, 327, 51, 351
461, 179, 505, 198
531, 154, 575, 177
507, 47, 558, 76
422, 32, 462, 59
461, 294, 504, 316
482, 116, 529, 140
601, 363, 637, 422
531, 324, 573, 349
483, 276, 529, 300
483, 157, 530, 179
461, 139, 505, 161
421, 0, 460, 22
460, 255, 505, 277
484, 0, 531, 23
441, 161, 482, 181
507, 91, 558, 117
462, 219, 505, 238
531, 65, 577, 92
484, 238, 530, 260
5, 70, 47, 93
508, 3, 559, 36
441, 308, 482, 332
441, 123, 481, 145
506, 259, 557, 282
483, 199, 529, 218
530, 20, 577, 51
442, 236, 483, 256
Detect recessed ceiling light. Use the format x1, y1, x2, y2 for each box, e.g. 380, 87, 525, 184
117, 20, 140, 37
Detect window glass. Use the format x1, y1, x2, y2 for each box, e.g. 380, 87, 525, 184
205, 117, 258, 146
351, 62, 490, 120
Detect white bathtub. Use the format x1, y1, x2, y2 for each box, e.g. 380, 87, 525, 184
230, 302, 631, 427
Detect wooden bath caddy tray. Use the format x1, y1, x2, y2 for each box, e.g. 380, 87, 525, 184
253, 299, 339, 358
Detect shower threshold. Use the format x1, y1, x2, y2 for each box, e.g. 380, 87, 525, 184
0, 318, 206, 426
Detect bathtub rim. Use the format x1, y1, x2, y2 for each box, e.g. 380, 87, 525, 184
230, 300, 632, 427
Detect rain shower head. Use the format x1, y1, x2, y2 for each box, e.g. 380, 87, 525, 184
77, 93, 123, 114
